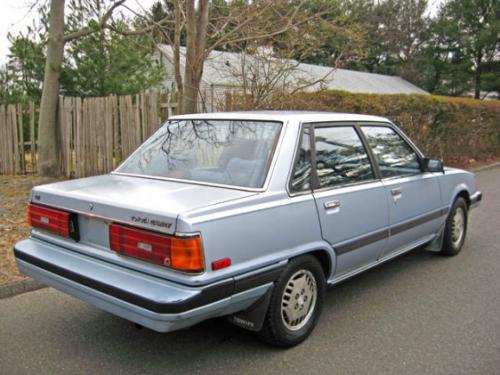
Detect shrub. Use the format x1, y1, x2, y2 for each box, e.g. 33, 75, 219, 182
236, 90, 500, 167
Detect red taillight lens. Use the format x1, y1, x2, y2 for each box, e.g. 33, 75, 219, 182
27, 203, 79, 241
109, 223, 204, 272
211, 258, 231, 271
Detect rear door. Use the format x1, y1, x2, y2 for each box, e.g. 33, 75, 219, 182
307, 123, 390, 276
360, 125, 443, 256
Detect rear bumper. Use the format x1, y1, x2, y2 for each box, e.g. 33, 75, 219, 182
14, 238, 283, 332
470, 191, 482, 209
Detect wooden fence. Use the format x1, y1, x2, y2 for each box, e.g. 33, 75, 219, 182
0, 103, 36, 175
0, 92, 177, 177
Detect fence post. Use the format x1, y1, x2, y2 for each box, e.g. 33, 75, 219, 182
82, 96, 87, 176
64, 97, 73, 177
0, 105, 6, 174
29, 102, 36, 174
17, 103, 25, 173
118, 95, 127, 160
74, 97, 82, 178
8, 105, 20, 174
104, 96, 113, 172
134, 94, 141, 149
140, 92, 146, 142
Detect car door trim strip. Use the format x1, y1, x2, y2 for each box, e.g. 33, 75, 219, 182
335, 228, 390, 255
390, 208, 449, 236
334, 207, 449, 255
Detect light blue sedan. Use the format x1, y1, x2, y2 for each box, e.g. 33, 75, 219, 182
14, 112, 482, 347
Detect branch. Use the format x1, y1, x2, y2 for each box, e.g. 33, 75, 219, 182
107, 3, 175, 36
63, 0, 126, 42
208, 1, 329, 54
207, 4, 272, 52
109, 22, 172, 40
289, 53, 342, 95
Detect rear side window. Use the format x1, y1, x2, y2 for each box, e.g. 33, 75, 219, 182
290, 128, 312, 192
361, 126, 421, 178
314, 126, 374, 189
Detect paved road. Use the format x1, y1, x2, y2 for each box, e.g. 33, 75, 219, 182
1, 168, 499, 375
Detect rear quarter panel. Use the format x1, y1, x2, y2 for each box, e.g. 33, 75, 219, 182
177, 192, 335, 283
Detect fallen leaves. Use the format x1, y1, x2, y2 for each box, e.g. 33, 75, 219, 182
0, 175, 61, 284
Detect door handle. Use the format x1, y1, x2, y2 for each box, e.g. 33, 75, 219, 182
391, 187, 402, 196
324, 200, 341, 209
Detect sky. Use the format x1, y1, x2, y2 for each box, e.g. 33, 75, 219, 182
0, 0, 446, 65
0, 1, 37, 64
0, 0, 158, 64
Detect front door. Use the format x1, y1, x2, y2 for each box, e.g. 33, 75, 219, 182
309, 125, 390, 276
360, 125, 443, 255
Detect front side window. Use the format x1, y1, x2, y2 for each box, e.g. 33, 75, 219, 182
361, 126, 421, 178
290, 127, 312, 192
314, 126, 375, 189
117, 120, 282, 188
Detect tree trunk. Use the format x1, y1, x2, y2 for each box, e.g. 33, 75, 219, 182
173, 0, 183, 112
474, 52, 483, 100
181, 0, 209, 114
183, 67, 201, 114
38, 0, 65, 176
474, 65, 481, 99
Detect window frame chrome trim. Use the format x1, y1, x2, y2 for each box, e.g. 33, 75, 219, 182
310, 178, 382, 194
286, 119, 430, 197
286, 120, 392, 197
357, 121, 427, 181
309, 121, 379, 191
287, 123, 313, 196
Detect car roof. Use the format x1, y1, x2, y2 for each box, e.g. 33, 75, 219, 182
169, 110, 390, 124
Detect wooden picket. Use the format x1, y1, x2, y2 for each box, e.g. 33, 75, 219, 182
0, 92, 177, 177
29, 102, 36, 173
0, 103, 29, 175
60, 93, 174, 178
0, 105, 9, 174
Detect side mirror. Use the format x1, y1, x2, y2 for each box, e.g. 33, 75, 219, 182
423, 158, 444, 173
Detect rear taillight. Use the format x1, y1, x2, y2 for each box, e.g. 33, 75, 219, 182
109, 223, 204, 273
27, 203, 79, 241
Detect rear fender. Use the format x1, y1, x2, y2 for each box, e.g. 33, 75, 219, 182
282, 241, 336, 281
227, 241, 336, 331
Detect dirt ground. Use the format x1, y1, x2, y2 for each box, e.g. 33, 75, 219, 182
0, 176, 60, 284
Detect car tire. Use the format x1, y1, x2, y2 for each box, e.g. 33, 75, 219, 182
441, 197, 468, 256
258, 255, 326, 347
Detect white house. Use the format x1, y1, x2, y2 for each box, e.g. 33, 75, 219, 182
157, 45, 429, 111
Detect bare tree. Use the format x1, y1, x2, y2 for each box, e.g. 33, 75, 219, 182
224, 45, 339, 109
153, 0, 332, 114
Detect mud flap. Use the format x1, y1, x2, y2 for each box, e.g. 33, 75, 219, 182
227, 287, 273, 332
424, 225, 445, 252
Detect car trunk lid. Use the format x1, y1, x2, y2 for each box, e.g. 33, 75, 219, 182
30, 174, 255, 251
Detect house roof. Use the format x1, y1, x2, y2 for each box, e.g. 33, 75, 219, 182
158, 45, 428, 96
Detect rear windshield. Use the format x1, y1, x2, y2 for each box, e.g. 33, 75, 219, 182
116, 119, 283, 188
